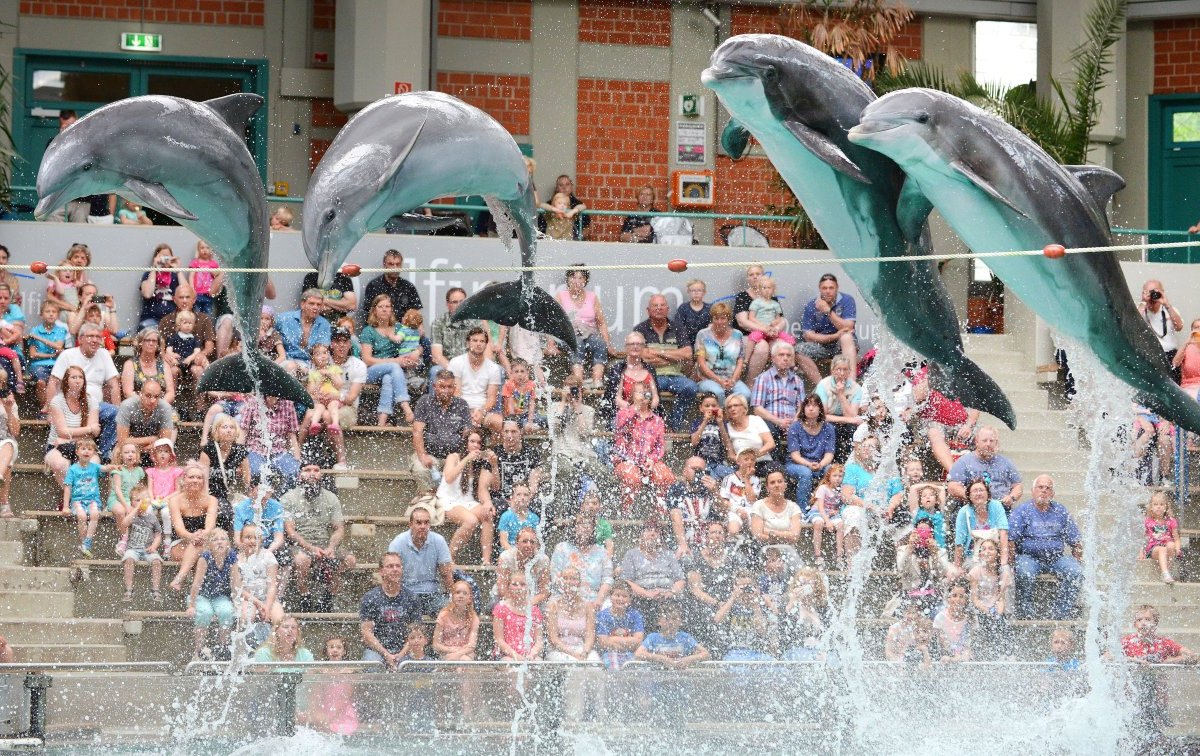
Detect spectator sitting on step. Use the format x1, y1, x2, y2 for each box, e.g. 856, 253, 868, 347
238, 395, 302, 488
63, 437, 105, 557
752, 341, 807, 458
494, 526, 551, 608
693, 302, 751, 406
199, 413, 250, 532
813, 354, 863, 463
236, 523, 284, 628
596, 580, 646, 670
546, 375, 613, 511
501, 357, 543, 435
254, 614, 316, 667
724, 393, 775, 475
434, 579, 481, 661
947, 426, 1022, 510
719, 448, 761, 536
232, 475, 286, 557
493, 570, 545, 661
359, 295, 417, 427
666, 456, 722, 559
1142, 491, 1182, 585
612, 386, 675, 515
167, 460, 219, 590
387, 504, 455, 617
362, 249, 423, 324
786, 395, 836, 510
276, 289, 331, 373
714, 569, 775, 662
411, 370, 472, 492
107, 442, 145, 551
634, 600, 710, 669
487, 420, 545, 516
620, 523, 687, 619
690, 392, 734, 480
749, 469, 804, 564
551, 515, 614, 612
47, 323, 120, 463
0, 383, 16, 520
165, 310, 205, 390
157, 284, 216, 378
447, 326, 503, 435
497, 482, 540, 553
28, 301, 68, 409
1009, 475, 1082, 620
282, 459, 357, 613
300, 262, 357, 327
437, 430, 497, 566
359, 552, 420, 670
884, 458, 928, 531
185, 528, 238, 662
137, 244, 179, 330
674, 279, 712, 354
634, 294, 698, 432
952, 478, 1010, 570
430, 287, 483, 385
799, 273, 857, 372
1121, 604, 1199, 733
114, 379, 175, 465
120, 327, 175, 408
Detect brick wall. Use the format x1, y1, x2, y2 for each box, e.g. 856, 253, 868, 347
438, 0, 532, 41
578, 0, 671, 46
1154, 18, 1200, 94
713, 155, 796, 248
310, 98, 349, 129
576, 78, 670, 241
436, 72, 531, 136
309, 138, 332, 174
313, 0, 335, 30
19, 0, 264, 25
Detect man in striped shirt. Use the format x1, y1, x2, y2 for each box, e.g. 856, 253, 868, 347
751, 342, 805, 461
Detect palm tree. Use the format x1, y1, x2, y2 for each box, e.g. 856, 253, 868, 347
778, 0, 915, 81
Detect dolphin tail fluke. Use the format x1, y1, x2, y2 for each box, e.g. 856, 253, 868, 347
943, 357, 1017, 430
198, 351, 312, 408
1137, 387, 1200, 436
453, 280, 578, 352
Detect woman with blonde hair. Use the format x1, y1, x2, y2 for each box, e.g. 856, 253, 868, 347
121, 327, 175, 405
254, 614, 314, 665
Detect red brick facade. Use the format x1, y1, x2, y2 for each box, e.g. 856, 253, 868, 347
575, 78, 671, 241
438, 0, 532, 41
310, 98, 349, 130
713, 155, 797, 248
578, 0, 671, 47
1154, 18, 1200, 94
436, 72, 531, 136
312, 0, 335, 30
19, 0, 264, 25
309, 138, 332, 174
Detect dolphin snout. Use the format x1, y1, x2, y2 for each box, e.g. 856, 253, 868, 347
34, 190, 67, 221
847, 120, 900, 143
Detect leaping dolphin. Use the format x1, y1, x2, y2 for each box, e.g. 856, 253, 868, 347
35, 94, 310, 406
302, 91, 576, 351
848, 88, 1200, 433
702, 34, 1015, 428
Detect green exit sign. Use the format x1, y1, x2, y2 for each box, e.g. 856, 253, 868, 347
121, 33, 162, 52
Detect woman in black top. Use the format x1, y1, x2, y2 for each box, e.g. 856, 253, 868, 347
199, 413, 250, 532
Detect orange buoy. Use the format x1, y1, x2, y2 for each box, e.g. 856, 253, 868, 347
1043, 244, 1066, 259
29, 261, 47, 275
667, 258, 689, 273
340, 263, 362, 277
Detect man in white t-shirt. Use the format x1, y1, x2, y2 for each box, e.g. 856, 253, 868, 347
447, 326, 503, 433
46, 322, 120, 461
329, 327, 366, 428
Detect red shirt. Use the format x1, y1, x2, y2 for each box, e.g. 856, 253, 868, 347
1121, 633, 1183, 660
910, 366, 968, 427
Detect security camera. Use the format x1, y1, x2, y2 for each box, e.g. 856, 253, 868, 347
701, 7, 721, 27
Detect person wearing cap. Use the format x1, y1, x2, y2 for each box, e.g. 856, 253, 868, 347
799, 273, 857, 371
115, 379, 176, 465
282, 459, 356, 612
329, 327, 367, 433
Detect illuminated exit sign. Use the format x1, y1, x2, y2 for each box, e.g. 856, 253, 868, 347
121, 33, 162, 52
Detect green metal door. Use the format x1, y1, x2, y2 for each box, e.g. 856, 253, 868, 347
11, 51, 267, 217
1149, 95, 1200, 262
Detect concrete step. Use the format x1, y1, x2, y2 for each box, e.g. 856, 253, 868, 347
962, 351, 1028, 374
995, 428, 1086, 455
0, 518, 36, 541
0, 617, 125, 646
10, 643, 126, 663
0, 541, 22, 566
996, 386, 1051, 411
0, 564, 73, 592
0, 589, 74, 618
1011, 411, 1073, 432
962, 333, 1022, 352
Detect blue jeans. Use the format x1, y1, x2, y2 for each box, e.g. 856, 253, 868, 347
1015, 553, 1082, 620
248, 451, 301, 489
366, 362, 409, 415
695, 379, 751, 405
99, 402, 117, 461
785, 462, 825, 506
656, 375, 697, 431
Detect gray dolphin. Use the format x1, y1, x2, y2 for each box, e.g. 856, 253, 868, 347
702, 34, 1014, 427
848, 87, 1200, 433
35, 94, 310, 406
303, 91, 575, 351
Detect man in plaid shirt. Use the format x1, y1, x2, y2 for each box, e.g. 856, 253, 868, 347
751, 342, 805, 461
239, 395, 302, 488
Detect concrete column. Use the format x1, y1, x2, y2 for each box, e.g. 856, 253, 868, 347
529, 0, 579, 192
670, 5, 719, 244
335, 0, 432, 110
266, 1, 314, 197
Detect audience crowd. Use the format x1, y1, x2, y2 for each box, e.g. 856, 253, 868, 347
0, 220, 1187, 691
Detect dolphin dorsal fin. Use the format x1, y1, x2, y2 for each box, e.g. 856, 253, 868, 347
203, 93, 265, 135
721, 119, 752, 160
781, 119, 870, 184
949, 160, 1027, 218
375, 108, 428, 195
897, 177, 935, 247
1064, 165, 1126, 212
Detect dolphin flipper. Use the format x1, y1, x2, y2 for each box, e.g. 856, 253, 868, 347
942, 356, 1017, 429
198, 351, 312, 408
203, 93, 265, 134
453, 280, 578, 352
896, 177, 935, 247
949, 161, 1027, 218
1138, 388, 1200, 436
781, 119, 869, 184
389, 213, 465, 233
722, 119, 753, 159
123, 179, 198, 221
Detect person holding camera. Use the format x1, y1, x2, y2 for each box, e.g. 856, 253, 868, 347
1140, 280, 1184, 377
545, 374, 613, 510
713, 569, 774, 661
139, 244, 180, 330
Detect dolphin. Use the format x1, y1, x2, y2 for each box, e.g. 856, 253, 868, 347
302, 91, 576, 351
848, 88, 1200, 433
35, 94, 310, 406
702, 34, 1014, 428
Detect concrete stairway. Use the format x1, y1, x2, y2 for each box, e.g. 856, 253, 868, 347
0, 517, 126, 663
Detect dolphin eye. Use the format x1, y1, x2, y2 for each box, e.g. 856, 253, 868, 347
916, 113, 931, 124
81, 162, 93, 172
323, 209, 336, 223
